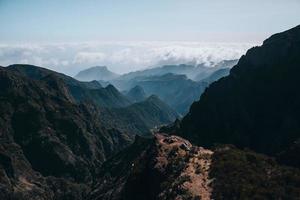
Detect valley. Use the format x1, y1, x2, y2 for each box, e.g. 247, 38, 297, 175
1, 20, 300, 200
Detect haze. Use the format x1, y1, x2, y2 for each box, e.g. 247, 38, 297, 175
0, 0, 299, 74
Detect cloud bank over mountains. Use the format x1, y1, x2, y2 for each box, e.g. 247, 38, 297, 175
0, 42, 256, 75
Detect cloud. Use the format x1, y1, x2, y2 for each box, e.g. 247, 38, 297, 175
74, 52, 106, 64
0, 42, 256, 75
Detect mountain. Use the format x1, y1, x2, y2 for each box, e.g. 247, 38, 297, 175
176, 25, 300, 161
125, 85, 147, 102
109, 62, 235, 115
6, 64, 181, 136
103, 95, 179, 136
113, 73, 208, 115
7, 64, 131, 108
0, 65, 180, 199
194, 60, 238, 81
0, 66, 132, 199
89, 134, 300, 200
75, 66, 119, 81
201, 68, 230, 84
116, 61, 237, 82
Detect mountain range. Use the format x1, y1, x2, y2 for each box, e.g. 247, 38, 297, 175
75, 61, 237, 114
1, 25, 300, 199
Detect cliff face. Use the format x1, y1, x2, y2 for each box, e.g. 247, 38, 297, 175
0, 67, 131, 199
179, 25, 300, 157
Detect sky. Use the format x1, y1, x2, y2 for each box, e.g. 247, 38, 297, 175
0, 0, 300, 74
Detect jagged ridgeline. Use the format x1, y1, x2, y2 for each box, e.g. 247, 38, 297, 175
0, 64, 178, 199
5, 65, 179, 136
177, 25, 300, 165
0, 66, 131, 199
2, 24, 300, 200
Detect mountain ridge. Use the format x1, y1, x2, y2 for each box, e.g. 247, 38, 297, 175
75, 66, 119, 81
176, 24, 300, 160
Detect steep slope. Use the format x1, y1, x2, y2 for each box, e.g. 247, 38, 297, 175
102, 95, 179, 136
6, 65, 178, 137
0, 67, 132, 199
113, 73, 208, 114
75, 66, 119, 81
125, 85, 147, 102
89, 134, 300, 200
178, 25, 300, 158
7, 64, 131, 108
89, 134, 214, 200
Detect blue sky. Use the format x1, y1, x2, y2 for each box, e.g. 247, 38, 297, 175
1, 0, 300, 43
0, 0, 300, 74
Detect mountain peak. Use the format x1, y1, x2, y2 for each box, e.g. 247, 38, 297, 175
126, 85, 147, 102
75, 66, 119, 81
179, 24, 300, 157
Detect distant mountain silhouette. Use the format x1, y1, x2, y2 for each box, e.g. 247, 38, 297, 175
194, 60, 237, 81
125, 85, 147, 102
75, 66, 119, 81
116, 61, 237, 82
201, 68, 230, 84
113, 73, 208, 114
108, 95, 179, 136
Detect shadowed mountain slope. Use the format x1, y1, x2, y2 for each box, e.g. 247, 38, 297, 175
7, 64, 131, 108
0, 67, 132, 199
177, 25, 300, 159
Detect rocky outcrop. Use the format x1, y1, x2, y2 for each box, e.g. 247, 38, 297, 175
90, 134, 213, 200
89, 133, 300, 200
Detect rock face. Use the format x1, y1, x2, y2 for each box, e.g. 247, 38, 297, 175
90, 134, 213, 200
75, 66, 119, 81
0, 67, 131, 199
178, 25, 300, 158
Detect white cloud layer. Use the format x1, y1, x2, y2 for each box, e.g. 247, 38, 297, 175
0, 42, 257, 75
